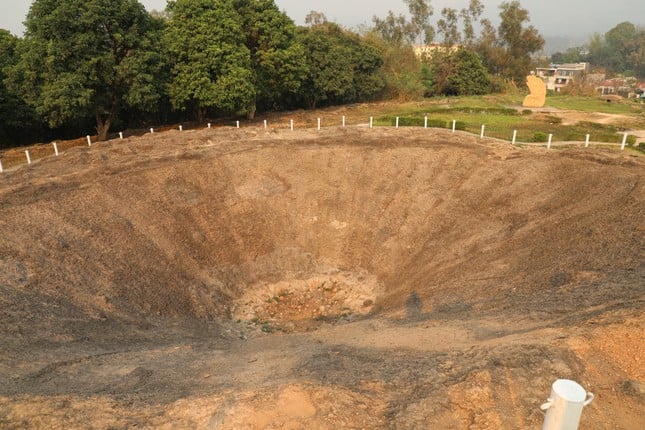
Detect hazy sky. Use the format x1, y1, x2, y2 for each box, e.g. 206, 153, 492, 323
1, 0, 642, 39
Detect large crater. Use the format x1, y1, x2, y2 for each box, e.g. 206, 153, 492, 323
0, 126, 643, 428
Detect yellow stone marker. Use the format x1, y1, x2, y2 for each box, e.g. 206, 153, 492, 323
523, 75, 546, 108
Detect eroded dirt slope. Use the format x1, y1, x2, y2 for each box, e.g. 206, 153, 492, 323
0, 127, 643, 429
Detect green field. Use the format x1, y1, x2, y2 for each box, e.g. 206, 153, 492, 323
368, 94, 645, 147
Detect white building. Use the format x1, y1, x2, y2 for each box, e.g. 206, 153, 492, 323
535, 63, 589, 92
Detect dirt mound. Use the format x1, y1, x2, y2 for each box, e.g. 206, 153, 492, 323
0, 126, 643, 428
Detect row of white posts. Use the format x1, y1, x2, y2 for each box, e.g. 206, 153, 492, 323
0, 118, 633, 172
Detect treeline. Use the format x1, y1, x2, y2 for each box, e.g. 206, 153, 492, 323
0, 0, 544, 148
551, 22, 645, 78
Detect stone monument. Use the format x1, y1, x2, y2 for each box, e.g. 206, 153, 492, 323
523, 74, 546, 108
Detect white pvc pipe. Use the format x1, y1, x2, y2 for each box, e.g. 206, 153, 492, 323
25, 150, 31, 164
370, 117, 373, 129
480, 124, 485, 138
342, 115, 346, 127
512, 130, 517, 145
290, 119, 294, 131
179, 125, 183, 131
621, 132, 628, 150
541, 379, 593, 430
452, 120, 456, 133
150, 128, 154, 134
548, 133, 553, 149
263, 120, 267, 129
119, 132, 124, 139
585, 134, 589, 148
396, 117, 399, 128
424, 116, 428, 129
53, 142, 59, 156
86, 135, 92, 146
208, 123, 211, 129
317, 118, 321, 130
0, 159, 3, 173
236, 121, 240, 129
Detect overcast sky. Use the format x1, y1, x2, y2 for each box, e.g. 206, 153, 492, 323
2, 0, 642, 39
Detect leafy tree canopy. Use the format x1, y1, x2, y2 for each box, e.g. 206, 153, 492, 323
297, 23, 385, 108
164, 0, 255, 121
7, 0, 162, 140
232, 0, 307, 117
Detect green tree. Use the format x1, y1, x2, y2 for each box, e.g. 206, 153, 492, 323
588, 22, 645, 78
437, 7, 460, 47
0, 30, 42, 147
232, 0, 306, 118
403, 0, 434, 45
460, 0, 484, 47
444, 50, 490, 95
424, 49, 490, 96
164, 0, 254, 122
7, 0, 163, 141
476, 1, 543, 84
551, 46, 585, 64
298, 23, 385, 108
372, 11, 415, 45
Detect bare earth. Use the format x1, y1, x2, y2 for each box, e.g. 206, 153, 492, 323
0, 126, 643, 429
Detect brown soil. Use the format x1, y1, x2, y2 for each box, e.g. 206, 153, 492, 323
0, 126, 643, 429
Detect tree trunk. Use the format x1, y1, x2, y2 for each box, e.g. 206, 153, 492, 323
246, 101, 257, 120
196, 106, 206, 124
96, 99, 117, 141
96, 114, 112, 142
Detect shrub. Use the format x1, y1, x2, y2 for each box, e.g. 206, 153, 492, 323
532, 132, 548, 142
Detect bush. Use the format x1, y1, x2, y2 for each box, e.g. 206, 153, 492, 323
521, 109, 533, 115
532, 132, 548, 142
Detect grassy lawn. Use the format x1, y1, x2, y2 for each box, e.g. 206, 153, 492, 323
370, 94, 645, 145
545, 94, 645, 115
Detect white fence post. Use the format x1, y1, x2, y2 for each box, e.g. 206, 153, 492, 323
396, 117, 399, 128
480, 125, 485, 138
290, 119, 294, 131
452, 120, 456, 133
512, 130, 517, 145
263, 119, 267, 129
236, 121, 240, 129
25, 150, 31, 164
621, 132, 628, 150
541, 379, 593, 430
0, 159, 4, 173
585, 134, 590, 148
207, 123, 211, 129
424, 116, 428, 129
547, 133, 553, 149
86, 135, 92, 146
179, 125, 183, 131
53, 142, 59, 156
370, 116, 373, 129
119, 132, 124, 139
150, 128, 154, 134
342, 115, 346, 127
317, 118, 321, 130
